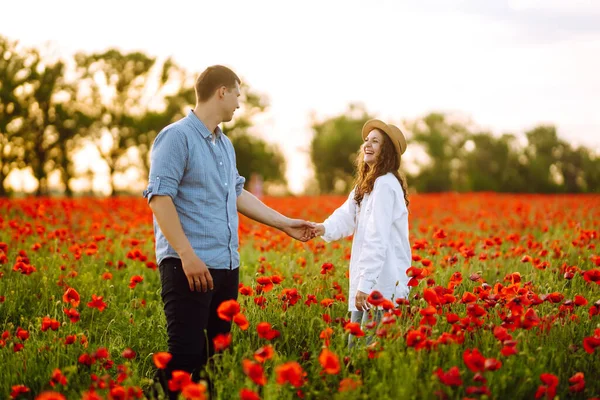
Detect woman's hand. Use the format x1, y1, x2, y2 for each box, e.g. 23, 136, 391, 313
312, 223, 325, 237
355, 290, 370, 311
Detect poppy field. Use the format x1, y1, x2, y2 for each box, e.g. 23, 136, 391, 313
1, 193, 600, 400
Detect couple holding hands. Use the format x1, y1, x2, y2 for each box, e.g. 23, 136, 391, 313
143, 65, 411, 398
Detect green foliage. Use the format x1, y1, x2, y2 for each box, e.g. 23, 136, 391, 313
310, 104, 372, 194
223, 84, 287, 186
309, 108, 600, 194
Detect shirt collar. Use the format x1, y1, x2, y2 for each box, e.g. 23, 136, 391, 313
186, 109, 223, 139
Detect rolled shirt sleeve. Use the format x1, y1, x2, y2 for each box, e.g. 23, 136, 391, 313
356, 182, 395, 294
142, 128, 188, 203
321, 189, 357, 242
235, 168, 246, 197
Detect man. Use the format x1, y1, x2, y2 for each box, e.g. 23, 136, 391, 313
143, 65, 314, 398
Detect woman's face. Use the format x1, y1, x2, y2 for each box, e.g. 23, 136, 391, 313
363, 129, 384, 166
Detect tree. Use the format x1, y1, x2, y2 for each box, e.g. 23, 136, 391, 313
0, 36, 37, 196
523, 125, 565, 193
223, 83, 287, 186
51, 97, 95, 197
133, 58, 196, 179
461, 132, 528, 192
21, 57, 64, 196
407, 113, 470, 192
309, 104, 372, 193
75, 49, 156, 196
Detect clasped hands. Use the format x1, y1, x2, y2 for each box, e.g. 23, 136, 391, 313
281, 219, 325, 242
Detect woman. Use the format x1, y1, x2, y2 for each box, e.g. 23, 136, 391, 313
313, 119, 411, 345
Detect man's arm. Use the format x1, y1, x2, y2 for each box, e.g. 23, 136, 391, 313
149, 195, 214, 292
236, 190, 314, 241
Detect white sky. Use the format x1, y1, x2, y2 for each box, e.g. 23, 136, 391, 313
3, 0, 600, 194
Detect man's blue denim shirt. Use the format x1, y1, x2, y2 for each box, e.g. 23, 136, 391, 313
143, 110, 246, 269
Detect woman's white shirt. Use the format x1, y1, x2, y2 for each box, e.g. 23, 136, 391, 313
321, 173, 411, 311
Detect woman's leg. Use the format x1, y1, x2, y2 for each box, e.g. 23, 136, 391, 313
348, 310, 364, 349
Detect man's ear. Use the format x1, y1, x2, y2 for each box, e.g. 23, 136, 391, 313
218, 86, 227, 99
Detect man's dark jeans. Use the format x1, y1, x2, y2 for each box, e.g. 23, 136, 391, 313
155, 257, 239, 399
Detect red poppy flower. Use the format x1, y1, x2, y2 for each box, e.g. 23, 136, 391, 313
318, 348, 340, 375
275, 361, 305, 388
339, 377, 362, 392
239, 285, 253, 296
239, 388, 260, 400
435, 366, 462, 386
50, 369, 67, 387
583, 269, 600, 284
35, 391, 66, 400
233, 313, 250, 330
16, 327, 29, 341
320, 327, 333, 346
81, 390, 103, 400
41, 317, 60, 332
78, 353, 95, 366
423, 288, 440, 306
569, 372, 585, 393
446, 313, 460, 324
256, 276, 273, 292
461, 292, 477, 303
574, 295, 588, 306
10, 385, 30, 399
304, 294, 317, 306
254, 296, 267, 308
168, 370, 192, 392
484, 358, 502, 371
463, 348, 486, 372
583, 329, 600, 354
242, 359, 267, 386
153, 352, 172, 369
129, 275, 143, 289
535, 373, 559, 399
64, 335, 76, 345
179, 383, 205, 400
87, 294, 107, 312
365, 290, 384, 307
93, 347, 109, 360
213, 333, 232, 352
343, 322, 364, 337
122, 348, 136, 360
62, 288, 80, 307
466, 304, 486, 318
217, 299, 241, 321
320, 262, 334, 274
253, 345, 275, 363
320, 298, 335, 308
63, 308, 80, 323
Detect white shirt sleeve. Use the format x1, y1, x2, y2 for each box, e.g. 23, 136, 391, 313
356, 182, 395, 294
321, 189, 357, 242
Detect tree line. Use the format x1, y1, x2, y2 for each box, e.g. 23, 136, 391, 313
0, 35, 285, 197
1, 35, 598, 197
310, 105, 600, 194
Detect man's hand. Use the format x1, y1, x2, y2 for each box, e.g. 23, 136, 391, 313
355, 290, 370, 311
181, 252, 214, 292
282, 219, 317, 242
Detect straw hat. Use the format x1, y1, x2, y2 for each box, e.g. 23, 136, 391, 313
361, 119, 407, 159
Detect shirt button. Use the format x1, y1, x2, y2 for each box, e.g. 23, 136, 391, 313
219, 162, 223, 165
224, 182, 228, 186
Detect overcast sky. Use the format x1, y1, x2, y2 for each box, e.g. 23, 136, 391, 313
3, 0, 599, 193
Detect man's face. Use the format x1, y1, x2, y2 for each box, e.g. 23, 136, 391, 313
221, 82, 241, 122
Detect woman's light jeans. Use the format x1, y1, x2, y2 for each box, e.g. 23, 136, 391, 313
348, 309, 383, 349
